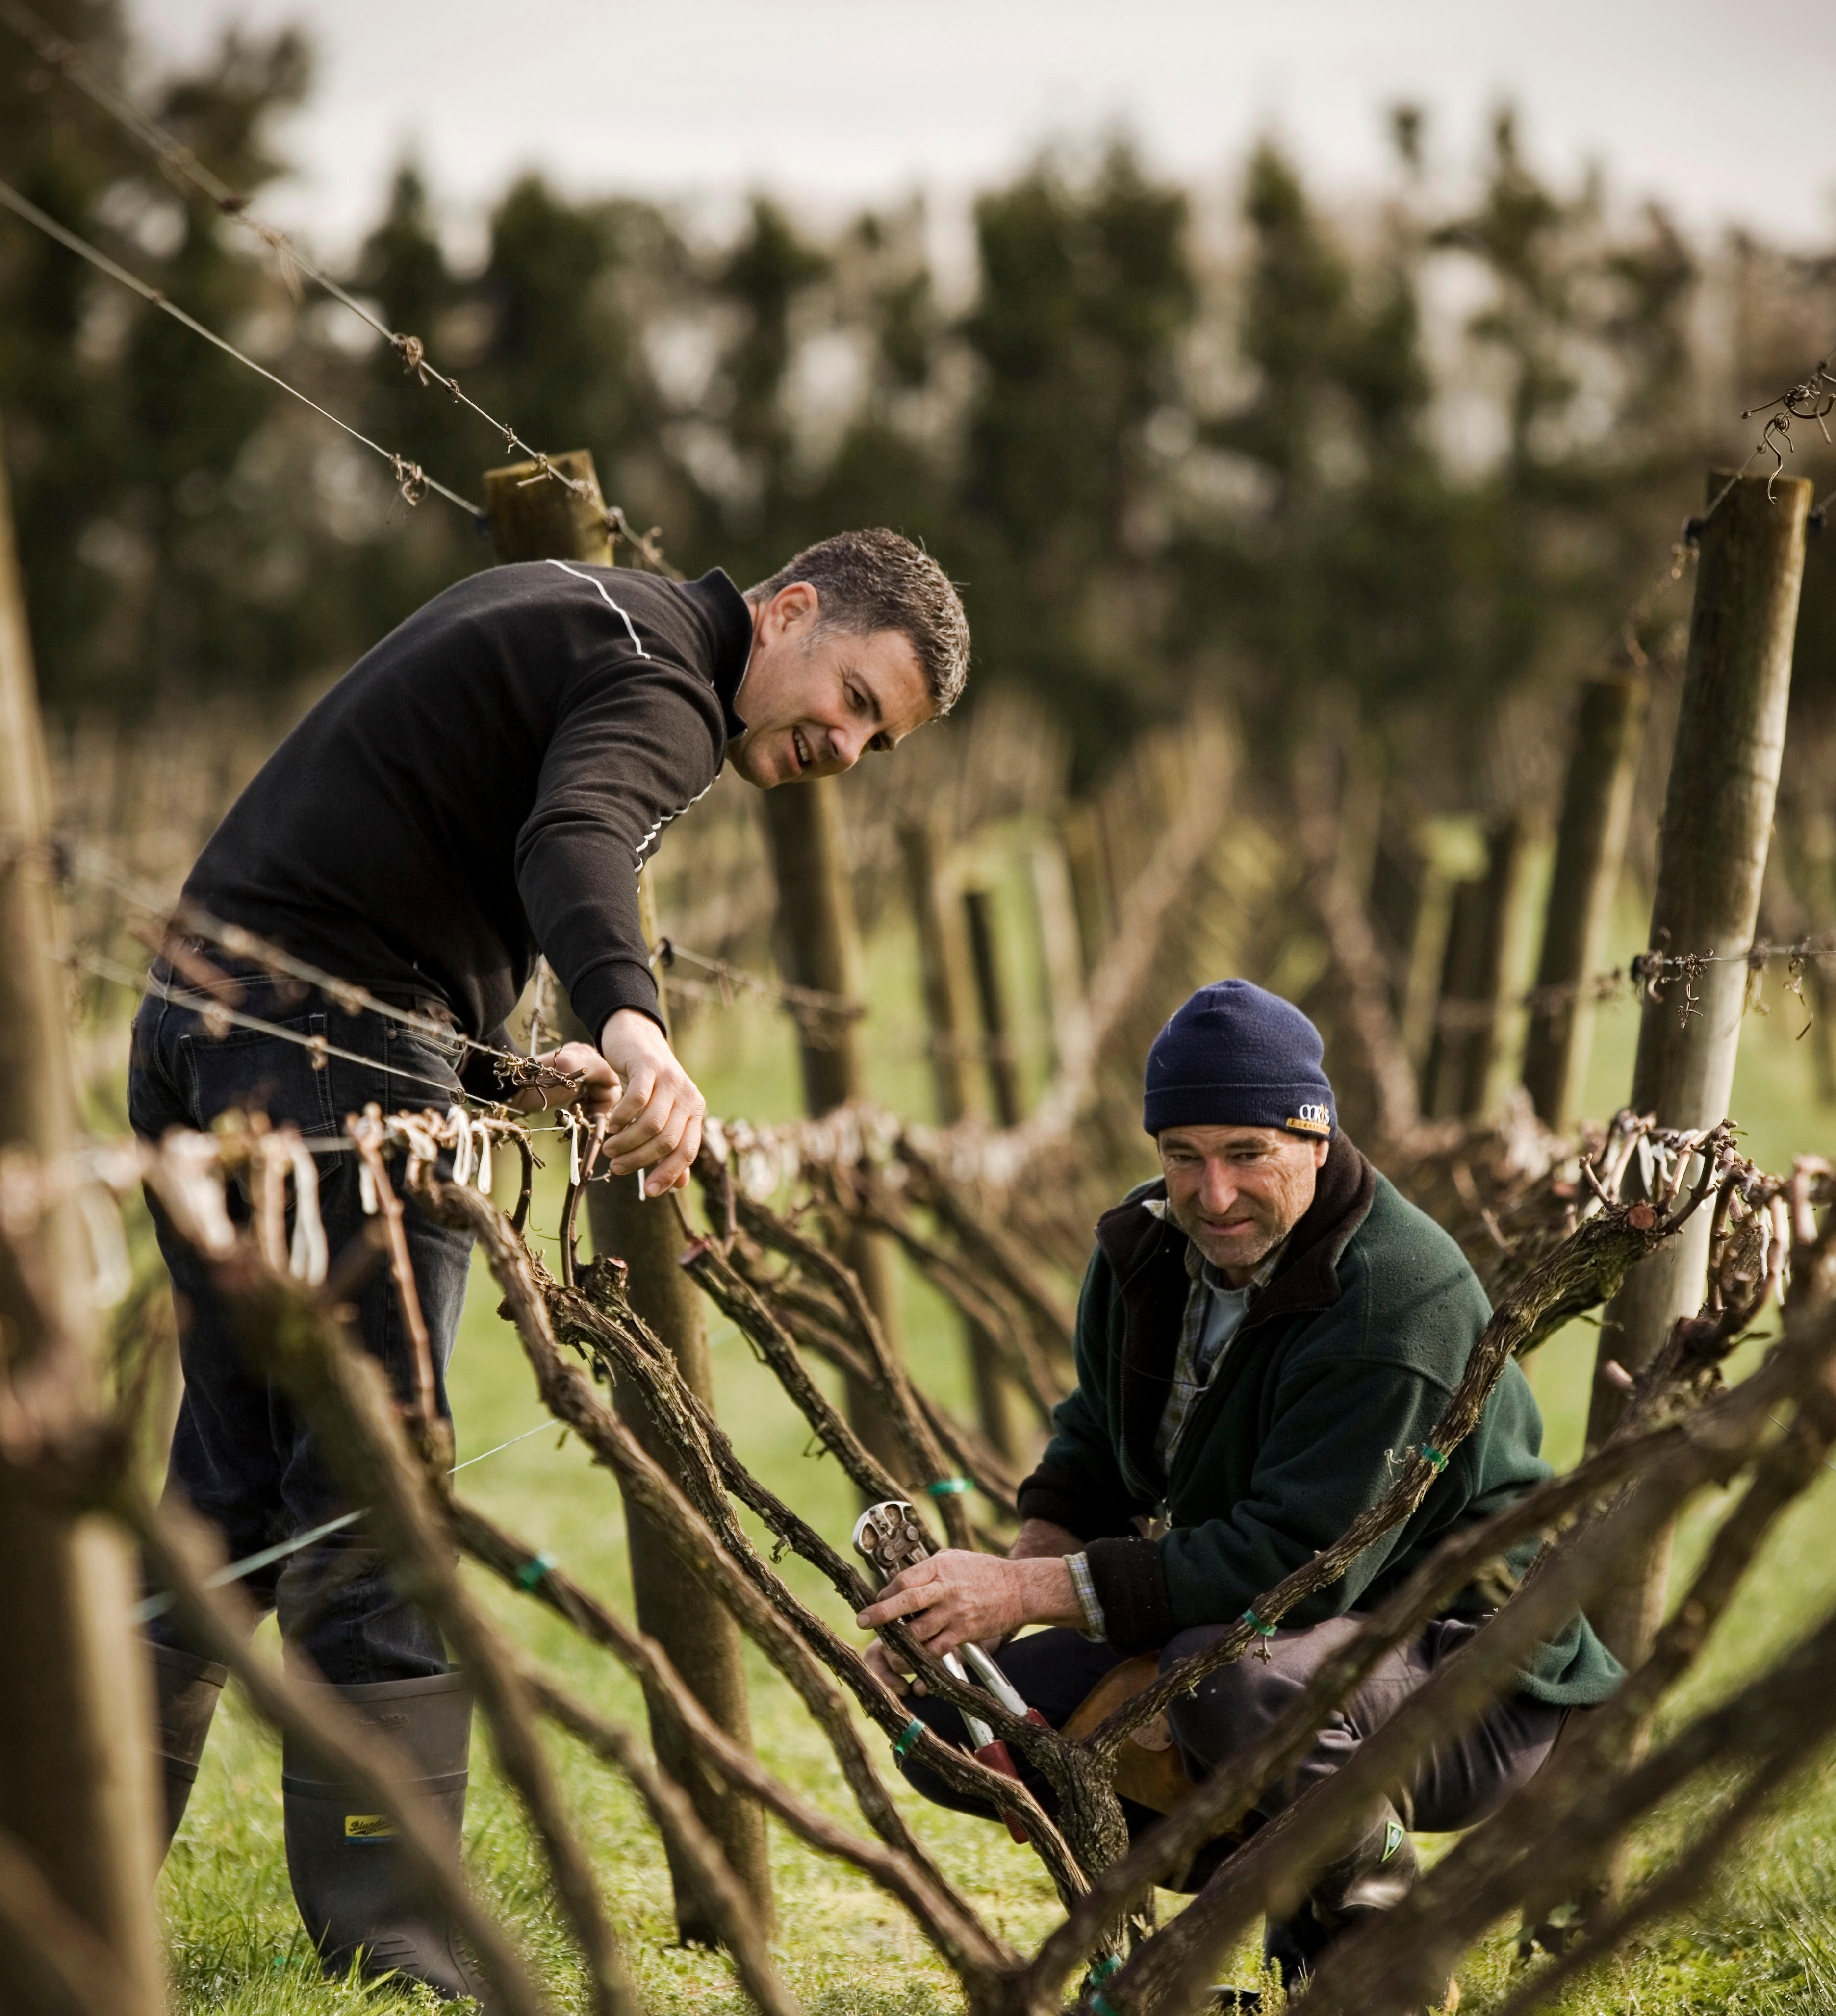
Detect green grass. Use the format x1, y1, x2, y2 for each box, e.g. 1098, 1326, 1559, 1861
157, 919, 1836, 2015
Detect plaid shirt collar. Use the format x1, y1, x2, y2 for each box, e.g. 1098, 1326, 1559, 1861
1148, 1210, 1288, 1477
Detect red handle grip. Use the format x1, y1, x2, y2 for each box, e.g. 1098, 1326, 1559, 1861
973, 1736, 1042, 1845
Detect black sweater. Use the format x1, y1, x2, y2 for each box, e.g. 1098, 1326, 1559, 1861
183, 560, 752, 1056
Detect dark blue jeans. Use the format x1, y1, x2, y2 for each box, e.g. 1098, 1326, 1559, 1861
128, 965, 475, 1685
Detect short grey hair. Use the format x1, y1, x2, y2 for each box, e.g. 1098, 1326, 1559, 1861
746, 529, 969, 717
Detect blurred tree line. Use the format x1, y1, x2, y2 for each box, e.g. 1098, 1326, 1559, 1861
4, 0, 1836, 860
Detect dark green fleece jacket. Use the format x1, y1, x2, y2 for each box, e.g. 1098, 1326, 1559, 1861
1017, 1136, 1623, 1707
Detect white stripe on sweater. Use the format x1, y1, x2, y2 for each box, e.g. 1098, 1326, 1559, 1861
544, 557, 712, 864
544, 557, 651, 657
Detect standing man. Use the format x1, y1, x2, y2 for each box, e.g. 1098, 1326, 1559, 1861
861, 981, 1621, 2000
132, 529, 968, 1998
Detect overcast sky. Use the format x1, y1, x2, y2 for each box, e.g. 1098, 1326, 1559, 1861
129, 0, 1836, 267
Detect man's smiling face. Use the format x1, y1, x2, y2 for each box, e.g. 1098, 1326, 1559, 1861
728, 581, 934, 787
1157, 1123, 1329, 1284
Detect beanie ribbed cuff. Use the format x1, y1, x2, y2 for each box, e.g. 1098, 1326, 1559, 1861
1143, 1081, 1335, 1139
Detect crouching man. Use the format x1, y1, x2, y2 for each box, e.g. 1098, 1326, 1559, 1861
860, 980, 1622, 1995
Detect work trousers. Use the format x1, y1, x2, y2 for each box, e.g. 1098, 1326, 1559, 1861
128, 963, 474, 1685
899, 1614, 1562, 1889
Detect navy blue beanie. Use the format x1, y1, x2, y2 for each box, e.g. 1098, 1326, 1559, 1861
1142, 981, 1335, 1140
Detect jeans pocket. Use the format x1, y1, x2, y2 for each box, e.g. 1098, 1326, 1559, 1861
127, 994, 182, 1139
180, 1012, 340, 1138
380, 1022, 467, 1115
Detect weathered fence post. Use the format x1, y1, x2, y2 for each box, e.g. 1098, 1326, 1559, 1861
1060, 802, 1110, 981
1422, 816, 1527, 1120
759, 778, 911, 1478
1521, 677, 1649, 1130
899, 827, 1020, 1459
1398, 853, 1455, 1072
1583, 469, 1810, 1899
965, 881, 1028, 1457
484, 451, 775, 1944
1028, 834, 1089, 1080
0, 412, 164, 2013
898, 818, 972, 1127
963, 884, 1023, 1130
1367, 819, 1427, 1028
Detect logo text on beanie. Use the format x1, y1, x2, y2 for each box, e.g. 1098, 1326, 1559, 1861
1287, 1105, 1332, 1136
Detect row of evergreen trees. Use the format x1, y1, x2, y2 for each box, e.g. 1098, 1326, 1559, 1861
4, 0, 1835, 824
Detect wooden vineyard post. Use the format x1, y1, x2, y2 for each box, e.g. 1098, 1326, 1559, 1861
898, 818, 971, 1127
1521, 677, 1648, 1130
1060, 802, 1110, 982
963, 885, 1023, 1129
1029, 834, 1089, 1080
962, 882, 1023, 1457
900, 827, 1021, 1459
759, 779, 911, 1479
484, 451, 774, 1944
0, 413, 164, 2013
482, 449, 615, 565
1582, 470, 1810, 1905
1367, 822, 1428, 1030
1422, 816, 1527, 1120
1421, 878, 1482, 1117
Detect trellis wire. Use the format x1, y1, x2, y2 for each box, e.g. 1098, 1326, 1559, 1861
58, 840, 583, 1093
0, 176, 481, 520
81, 950, 510, 1108
128, 1417, 560, 1625
60, 834, 863, 1050
0, 0, 673, 572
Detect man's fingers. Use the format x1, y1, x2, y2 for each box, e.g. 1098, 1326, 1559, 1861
605, 1074, 704, 1167
524, 1043, 614, 1115
908, 1611, 964, 1655
641, 1125, 699, 1197
863, 1641, 912, 1698
856, 1580, 948, 1632
664, 1113, 705, 1186
547, 1040, 606, 1080
604, 1063, 660, 1131
607, 1090, 685, 1171
862, 1558, 939, 1609
867, 1632, 915, 1676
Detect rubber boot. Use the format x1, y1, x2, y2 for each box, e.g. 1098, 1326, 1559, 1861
282, 1670, 486, 2004
150, 1645, 227, 1855
1264, 1800, 1454, 2008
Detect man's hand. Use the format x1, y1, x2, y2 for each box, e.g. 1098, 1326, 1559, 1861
510, 1011, 706, 1196
509, 1040, 615, 1115
595, 1008, 706, 1195
856, 1549, 1080, 1699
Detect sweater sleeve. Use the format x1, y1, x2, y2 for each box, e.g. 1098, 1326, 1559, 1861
515, 651, 724, 1038
1016, 1249, 1150, 1542
1086, 1357, 1460, 1655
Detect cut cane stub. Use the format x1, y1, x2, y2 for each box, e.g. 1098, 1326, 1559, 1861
1129, 1712, 1175, 1754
